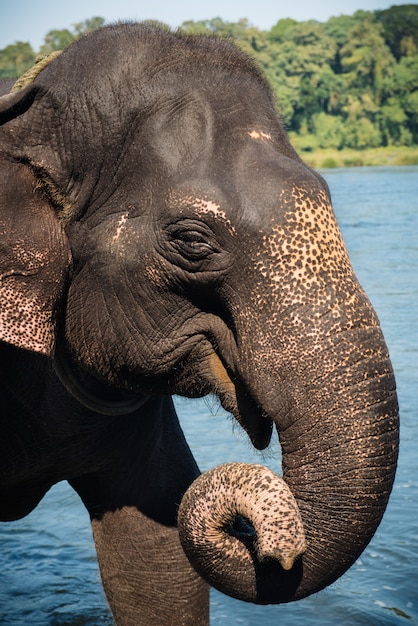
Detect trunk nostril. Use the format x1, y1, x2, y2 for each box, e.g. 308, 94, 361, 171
225, 515, 256, 541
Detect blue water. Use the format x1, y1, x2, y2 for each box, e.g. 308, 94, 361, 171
1, 166, 417, 625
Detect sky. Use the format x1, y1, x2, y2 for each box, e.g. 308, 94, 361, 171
1, 0, 416, 50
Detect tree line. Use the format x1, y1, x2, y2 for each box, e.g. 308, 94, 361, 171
1, 6, 417, 151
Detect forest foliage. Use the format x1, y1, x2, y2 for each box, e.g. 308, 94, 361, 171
1, 6, 418, 151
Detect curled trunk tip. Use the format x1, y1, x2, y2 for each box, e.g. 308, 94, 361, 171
177, 462, 306, 603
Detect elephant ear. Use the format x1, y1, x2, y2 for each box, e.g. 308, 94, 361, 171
0, 87, 71, 356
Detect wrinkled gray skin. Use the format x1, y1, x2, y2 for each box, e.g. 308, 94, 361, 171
0, 24, 398, 625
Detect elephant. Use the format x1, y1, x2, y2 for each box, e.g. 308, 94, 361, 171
0, 22, 399, 625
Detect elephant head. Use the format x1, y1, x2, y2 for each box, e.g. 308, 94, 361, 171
0, 24, 398, 604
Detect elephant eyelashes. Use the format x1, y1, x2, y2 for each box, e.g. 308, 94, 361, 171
174, 231, 212, 258
20, 157, 71, 218
166, 221, 221, 265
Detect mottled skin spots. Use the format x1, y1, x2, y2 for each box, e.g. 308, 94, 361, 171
190, 198, 225, 220
0, 161, 69, 354
256, 187, 351, 304
246, 191, 380, 417
248, 130, 272, 141
112, 213, 129, 244
168, 192, 237, 235
0, 287, 55, 354
178, 463, 306, 601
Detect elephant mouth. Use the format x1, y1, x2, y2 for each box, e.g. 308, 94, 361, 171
229, 378, 273, 450
206, 351, 273, 450
53, 340, 149, 415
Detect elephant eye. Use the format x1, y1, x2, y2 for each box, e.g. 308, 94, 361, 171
177, 231, 212, 257
168, 222, 218, 262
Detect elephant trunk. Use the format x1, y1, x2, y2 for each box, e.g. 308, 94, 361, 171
278, 323, 399, 601
178, 463, 306, 601
178, 177, 399, 603
178, 323, 399, 604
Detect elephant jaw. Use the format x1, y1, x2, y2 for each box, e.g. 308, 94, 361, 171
207, 352, 273, 450
53, 341, 148, 415
178, 462, 306, 603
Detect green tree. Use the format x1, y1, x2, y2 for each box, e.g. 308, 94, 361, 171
264, 21, 338, 131
40, 29, 75, 54
180, 17, 254, 38
340, 13, 396, 104
323, 13, 360, 47
381, 54, 418, 144
343, 117, 382, 149
397, 56, 418, 143
323, 12, 365, 73
179, 19, 212, 34
1, 9, 417, 149
40, 17, 106, 54
376, 4, 418, 60
180, 17, 268, 55
405, 91, 418, 142
380, 97, 411, 145
73, 16, 106, 36
391, 54, 418, 95
0, 41, 36, 79
268, 18, 297, 43
311, 112, 345, 149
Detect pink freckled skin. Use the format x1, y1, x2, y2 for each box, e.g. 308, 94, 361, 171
178, 463, 306, 599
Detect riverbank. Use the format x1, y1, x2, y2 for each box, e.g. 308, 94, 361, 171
291, 145, 418, 169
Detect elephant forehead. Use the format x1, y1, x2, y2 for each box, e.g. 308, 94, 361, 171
168, 192, 237, 233
111, 213, 129, 244
253, 185, 354, 307
247, 129, 273, 142
178, 196, 226, 219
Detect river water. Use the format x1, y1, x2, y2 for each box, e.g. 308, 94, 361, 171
0, 166, 417, 625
